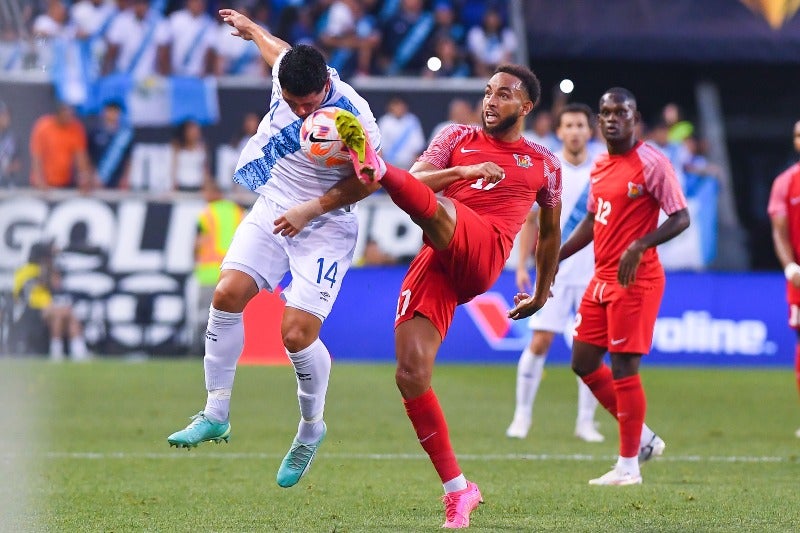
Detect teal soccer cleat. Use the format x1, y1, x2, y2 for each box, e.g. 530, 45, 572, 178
167, 411, 231, 449
276, 423, 326, 488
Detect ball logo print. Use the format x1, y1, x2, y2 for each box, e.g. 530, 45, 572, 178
299, 108, 351, 168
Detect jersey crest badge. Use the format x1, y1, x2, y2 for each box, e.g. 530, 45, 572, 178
627, 181, 644, 199
513, 154, 532, 168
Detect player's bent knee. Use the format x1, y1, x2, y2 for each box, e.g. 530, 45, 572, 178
395, 364, 432, 396
213, 271, 258, 313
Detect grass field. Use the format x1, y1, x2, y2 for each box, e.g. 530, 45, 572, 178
2, 360, 800, 532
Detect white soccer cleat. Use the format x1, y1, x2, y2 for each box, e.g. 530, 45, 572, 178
505, 416, 531, 439
574, 421, 604, 443
588, 467, 642, 486
639, 434, 666, 464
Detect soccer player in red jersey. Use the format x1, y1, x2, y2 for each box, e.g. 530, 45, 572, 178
767, 119, 800, 438
545, 88, 690, 485
335, 64, 562, 528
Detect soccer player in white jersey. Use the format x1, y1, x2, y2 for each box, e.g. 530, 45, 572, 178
167, 9, 381, 490
506, 103, 604, 442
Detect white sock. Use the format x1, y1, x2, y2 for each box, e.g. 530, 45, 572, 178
69, 336, 88, 360
50, 338, 64, 360
576, 376, 599, 426
203, 305, 244, 422
616, 455, 639, 475
443, 474, 468, 494
512, 348, 546, 420
640, 423, 656, 445
287, 338, 331, 443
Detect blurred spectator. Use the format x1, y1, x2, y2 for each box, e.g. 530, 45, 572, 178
318, 0, 380, 78
430, 1, 465, 46
453, 0, 492, 29
380, 0, 435, 75
428, 97, 475, 143
683, 135, 722, 180
189, 179, 244, 353
421, 36, 470, 78
662, 102, 694, 143
12, 241, 89, 361
170, 119, 211, 191
167, 0, 218, 77
216, 111, 260, 193
377, 96, 426, 169
356, 239, 398, 266
32, 0, 69, 38
465, 7, 515, 77
29, 102, 94, 190
88, 100, 133, 188
274, 4, 316, 47
0, 101, 22, 188
215, 3, 269, 77
523, 110, 560, 152
71, 0, 118, 39
103, 0, 171, 78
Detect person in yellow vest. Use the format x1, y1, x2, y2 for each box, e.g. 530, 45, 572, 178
12, 241, 88, 361
190, 181, 245, 353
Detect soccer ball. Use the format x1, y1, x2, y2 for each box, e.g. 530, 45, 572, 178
299, 108, 351, 168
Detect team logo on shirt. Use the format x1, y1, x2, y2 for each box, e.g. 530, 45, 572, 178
513, 154, 532, 168
627, 182, 644, 199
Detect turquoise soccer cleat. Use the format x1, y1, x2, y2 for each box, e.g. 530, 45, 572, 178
167, 411, 231, 449
276, 423, 326, 488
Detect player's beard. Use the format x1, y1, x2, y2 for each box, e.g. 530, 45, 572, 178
482, 113, 518, 135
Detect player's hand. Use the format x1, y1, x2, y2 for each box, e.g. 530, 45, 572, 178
515, 268, 531, 292
618, 240, 645, 287
273, 199, 324, 237
507, 292, 548, 320
220, 9, 256, 41
460, 162, 505, 183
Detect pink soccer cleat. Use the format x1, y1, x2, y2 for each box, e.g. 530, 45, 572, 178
333, 109, 385, 184
441, 481, 483, 528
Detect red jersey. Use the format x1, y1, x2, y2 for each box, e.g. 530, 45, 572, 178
767, 162, 800, 256
418, 125, 561, 257
588, 141, 687, 282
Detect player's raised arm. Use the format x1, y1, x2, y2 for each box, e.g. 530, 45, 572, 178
219, 9, 289, 69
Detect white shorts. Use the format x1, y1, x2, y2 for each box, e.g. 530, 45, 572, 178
528, 283, 586, 335
222, 195, 358, 321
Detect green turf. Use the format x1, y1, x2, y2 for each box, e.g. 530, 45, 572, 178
2, 360, 799, 532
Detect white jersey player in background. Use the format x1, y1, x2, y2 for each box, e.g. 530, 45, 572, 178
506, 103, 604, 442
167, 9, 381, 490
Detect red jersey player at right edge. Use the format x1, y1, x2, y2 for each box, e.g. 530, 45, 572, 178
530, 88, 690, 486
767, 119, 800, 438
335, 65, 561, 528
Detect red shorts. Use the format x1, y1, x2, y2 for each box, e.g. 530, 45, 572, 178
787, 283, 800, 330
575, 276, 665, 354
395, 201, 508, 339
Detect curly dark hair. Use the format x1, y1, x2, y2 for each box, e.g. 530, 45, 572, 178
493, 64, 541, 107
278, 44, 328, 96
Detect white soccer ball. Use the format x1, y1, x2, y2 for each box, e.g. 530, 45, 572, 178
299, 108, 351, 168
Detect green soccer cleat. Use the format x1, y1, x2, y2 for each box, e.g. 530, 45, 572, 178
167, 411, 231, 449
334, 110, 384, 184
276, 423, 326, 488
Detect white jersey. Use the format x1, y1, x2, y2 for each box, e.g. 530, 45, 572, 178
554, 153, 595, 286
233, 50, 381, 216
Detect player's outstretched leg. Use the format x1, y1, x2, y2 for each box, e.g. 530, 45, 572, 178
276, 422, 327, 488
167, 411, 231, 449
334, 109, 385, 184
442, 481, 484, 528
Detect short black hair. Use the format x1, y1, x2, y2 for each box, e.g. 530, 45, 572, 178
278, 45, 328, 96
556, 102, 594, 129
493, 64, 541, 107
601, 87, 637, 109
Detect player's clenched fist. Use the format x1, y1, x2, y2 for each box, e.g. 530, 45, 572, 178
459, 162, 505, 183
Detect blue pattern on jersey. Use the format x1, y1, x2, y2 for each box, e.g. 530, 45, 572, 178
232, 97, 361, 190
561, 181, 591, 244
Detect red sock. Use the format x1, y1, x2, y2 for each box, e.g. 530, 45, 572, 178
380, 164, 438, 220
613, 375, 646, 458
581, 365, 617, 418
403, 388, 461, 483
795, 343, 800, 398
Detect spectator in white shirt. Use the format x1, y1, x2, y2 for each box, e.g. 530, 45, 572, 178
70, 0, 117, 39
215, 3, 269, 77
103, 0, 170, 78
167, 0, 218, 77
377, 96, 426, 170
465, 7, 516, 77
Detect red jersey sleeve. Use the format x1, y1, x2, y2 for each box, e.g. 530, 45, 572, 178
417, 124, 476, 169
639, 145, 688, 214
768, 165, 797, 218
535, 148, 562, 209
